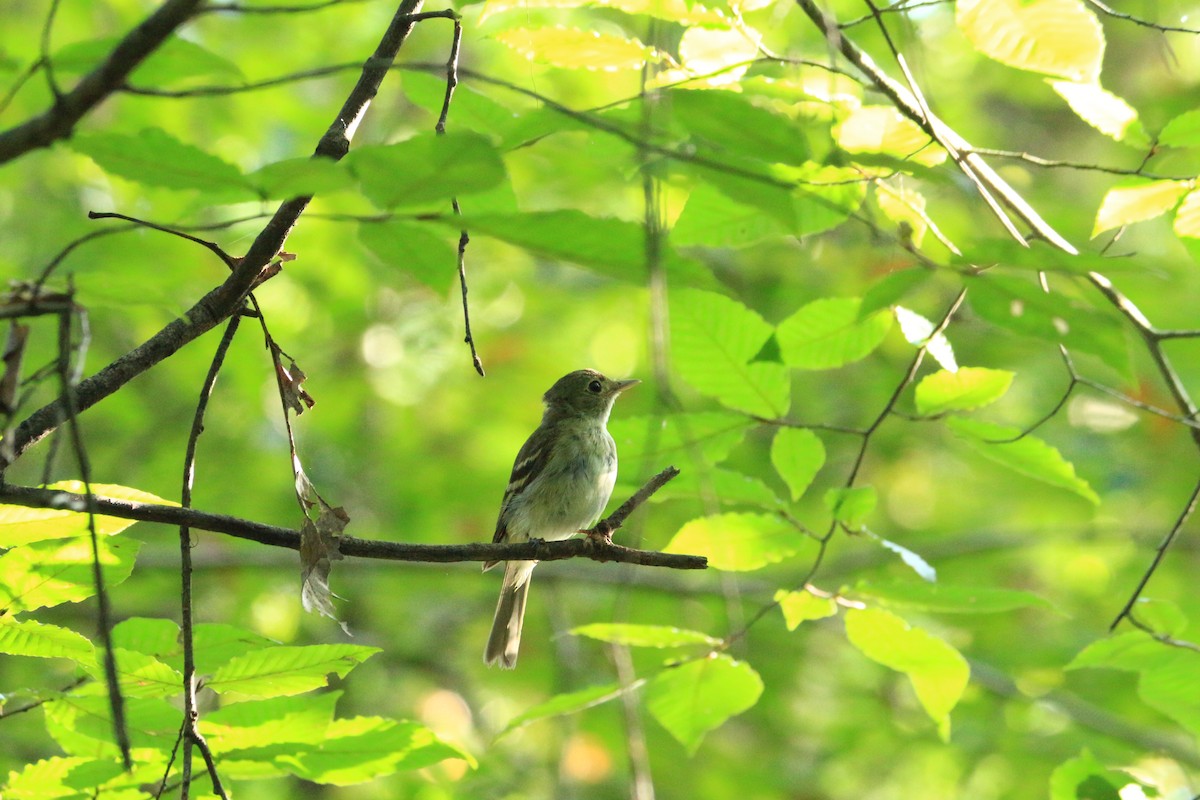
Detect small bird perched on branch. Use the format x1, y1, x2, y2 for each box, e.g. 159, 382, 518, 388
483, 369, 639, 668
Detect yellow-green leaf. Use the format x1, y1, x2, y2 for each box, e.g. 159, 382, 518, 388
836, 106, 945, 166
770, 428, 825, 501
777, 297, 892, 370
956, 0, 1103, 82
571, 623, 720, 648
1049, 80, 1149, 147
1174, 189, 1200, 239
775, 589, 837, 630
495, 27, 656, 71
1092, 180, 1191, 237
0, 483, 174, 547
844, 607, 969, 740
646, 655, 763, 754
915, 367, 1015, 415
664, 512, 806, 571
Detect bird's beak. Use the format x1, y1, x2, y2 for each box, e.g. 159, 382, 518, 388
614, 379, 640, 394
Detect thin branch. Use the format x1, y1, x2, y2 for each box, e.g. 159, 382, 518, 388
87, 211, 237, 269
0, 475, 706, 569
39, 0, 63, 101
54, 302, 131, 770
1083, 0, 1200, 35
0, 0, 427, 471
199, 0, 367, 13
0, 0, 204, 164
176, 316, 240, 800
1110, 475, 1200, 630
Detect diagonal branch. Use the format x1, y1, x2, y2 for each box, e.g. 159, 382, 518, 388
0, 0, 204, 164
0, 0, 425, 472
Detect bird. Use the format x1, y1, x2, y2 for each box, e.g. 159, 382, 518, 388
483, 369, 639, 668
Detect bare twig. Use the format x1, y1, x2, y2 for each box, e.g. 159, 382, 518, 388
87, 211, 238, 269
1083, 0, 1200, 35
1, 0, 427, 471
0, 0, 204, 164
1110, 475, 1200, 630
53, 301, 131, 769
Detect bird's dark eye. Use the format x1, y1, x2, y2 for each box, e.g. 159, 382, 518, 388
587, 380, 602, 393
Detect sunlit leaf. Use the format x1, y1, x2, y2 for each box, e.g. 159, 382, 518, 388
1172, 188, 1200, 239
878, 537, 937, 582
946, 417, 1100, 504
646, 655, 763, 754
0, 483, 173, 548
1049, 750, 1130, 800
836, 106, 945, 166
480, 0, 728, 25
0, 618, 94, 664
495, 27, 656, 71
914, 367, 1014, 415
671, 289, 790, 417
280, 717, 474, 783
201, 693, 339, 751
1049, 80, 1149, 147
844, 607, 969, 740
776, 297, 892, 369
876, 184, 930, 245
770, 428, 825, 501
0, 537, 140, 614
1092, 179, 1190, 237
572, 623, 719, 649
664, 512, 807, 571
208, 644, 380, 700
775, 589, 837, 630
956, 0, 1103, 82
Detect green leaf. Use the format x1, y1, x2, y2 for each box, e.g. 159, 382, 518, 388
55, 36, 243, 86
480, 0, 728, 27
0, 537, 140, 614
207, 644, 380, 700
1128, 598, 1188, 637
0, 482, 174, 547
649, 467, 783, 509
1176, 189, 1200, 239
571, 623, 720, 648
859, 269, 932, 319
1049, 80, 1149, 147
1092, 179, 1190, 237
247, 156, 354, 199
69, 128, 253, 197
87, 649, 181, 699
499, 682, 635, 737
358, 220, 458, 290
609, 412, 752, 465
1160, 109, 1200, 148
646, 655, 763, 754
664, 512, 807, 571
849, 580, 1053, 614
946, 417, 1100, 504
671, 289, 790, 417
0, 618, 94, 664
192, 623, 279, 675
454, 210, 714, 286
966, 275, 1129, 376
776, 297, 892, 369
201, 693, 339, 751
111, 617, 180, 661
279, 717, 474, 784
44, 695, 179, 755
2, 756, 127, 800
843, 607, 969, 740
401, 71, 519, 140
770, 428, 825, 501
1049, 750, 1126, 800
673, 183, 788, 248
775, 589, 838, 630
495, 27, 655, 70
1068, 631, 1200, 737
346, 131, 506, 208
894, 305, 957, 372
824, 486, 876, 529
914, 367, 1015, 415
670, 89, 810, 166
956, 0, 1104, 82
